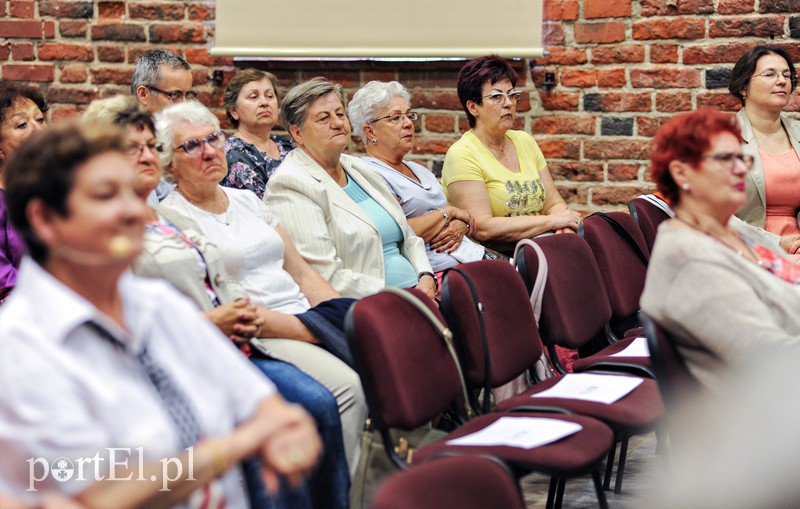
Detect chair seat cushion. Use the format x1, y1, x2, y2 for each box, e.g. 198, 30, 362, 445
495, 376, 664, 436
412, 412, 614, 477
573, 336, 652, 373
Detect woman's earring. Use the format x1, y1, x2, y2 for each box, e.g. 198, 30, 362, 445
371, 138, 377, 145
681, 182, 689, 191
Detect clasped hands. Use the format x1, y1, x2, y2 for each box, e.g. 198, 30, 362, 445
205, 297, 264, 345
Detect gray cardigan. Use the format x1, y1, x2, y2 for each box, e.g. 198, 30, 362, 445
640, 219, 800, 392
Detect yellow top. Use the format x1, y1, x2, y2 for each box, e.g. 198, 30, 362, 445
442, 130, 548, 217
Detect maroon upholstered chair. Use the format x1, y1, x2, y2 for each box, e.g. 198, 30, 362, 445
370, 455, 525, 509
440, 260, 663, 494
346, 288, 614, 509
516, 234, 653, 378
578, 211, 649, 340
628, 196, 671, 253
640, 313, 699, 414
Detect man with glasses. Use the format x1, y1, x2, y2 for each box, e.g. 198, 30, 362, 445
131, 49, 195, 201
131, 49, 196, 114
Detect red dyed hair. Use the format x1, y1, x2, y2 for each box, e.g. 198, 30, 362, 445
649, 107, 742, 206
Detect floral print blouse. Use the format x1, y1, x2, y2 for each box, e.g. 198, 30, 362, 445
222, 135, 293, 199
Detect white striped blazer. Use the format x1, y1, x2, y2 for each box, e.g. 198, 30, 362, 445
265, 149, 433, 299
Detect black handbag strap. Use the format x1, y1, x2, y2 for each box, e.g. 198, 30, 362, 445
442, 267, 494, 414
593, 212, 649, 268
380, 287, 476, 419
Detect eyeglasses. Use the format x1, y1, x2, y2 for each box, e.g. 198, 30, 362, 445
126, 141, 162, 157
173, 130, 226, 157
751, 69, 798, 86
703, 152, 754, 170
370, 111, 419, 125
147, 86, 198, 102
477, 90, 523, 105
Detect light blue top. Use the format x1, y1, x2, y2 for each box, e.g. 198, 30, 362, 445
343, 175, 418, 288
362, 157, 460, 271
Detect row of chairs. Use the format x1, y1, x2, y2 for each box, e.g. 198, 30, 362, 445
347, 201, 673, 508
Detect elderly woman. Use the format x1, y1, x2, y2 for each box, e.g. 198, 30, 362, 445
155, 100, 367, 472
0, 121, 320, 507
729, 45, 800, 257
223, 69, 293, 199
266, 78, 435, 300
442, 56, 581, 255
83, 95, 350, 509
349, 80, 489, 282
641, 108, 800, 392
0, 81, 47, 303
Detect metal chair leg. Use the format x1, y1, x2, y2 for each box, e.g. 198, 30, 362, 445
614, 436, 630, 494
554, 478, 566, 509
593, 469, 610, 509
603, 441, 617, 490
545, 476, 558, 509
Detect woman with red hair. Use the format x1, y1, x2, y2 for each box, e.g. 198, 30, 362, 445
641, 107, 800, 391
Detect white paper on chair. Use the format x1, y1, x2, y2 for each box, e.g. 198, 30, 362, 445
610, 337, 650, 357
531, 373, 642, 404
446, 417, 582, 449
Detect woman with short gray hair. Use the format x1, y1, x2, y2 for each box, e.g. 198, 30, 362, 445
349, 81, 483, 283
267, 78, 436, 300
154, 101, 368, 478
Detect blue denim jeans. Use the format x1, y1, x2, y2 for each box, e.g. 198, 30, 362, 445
244, 356, 350, 509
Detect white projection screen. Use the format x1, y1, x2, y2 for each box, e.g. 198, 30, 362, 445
212, 0, 544, 59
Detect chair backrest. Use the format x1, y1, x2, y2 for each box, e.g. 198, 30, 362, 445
440, 260, 544, 392
345, 288, 463, 431
516, 234, 612, 350
579, 211, 650, 331
628, 197, 671, 252
640, 313, 698, 412
370, 454, 526, 509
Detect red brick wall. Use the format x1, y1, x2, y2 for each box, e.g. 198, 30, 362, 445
1, 0, 799, 211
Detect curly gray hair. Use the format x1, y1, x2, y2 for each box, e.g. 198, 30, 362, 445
154, 101, 220, 182
347, 81, 411, 143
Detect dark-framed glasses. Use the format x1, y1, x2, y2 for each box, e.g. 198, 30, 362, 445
126, 141, 163, 157
174, 130, 226, 157
147, 86, 198, 102
478, 90, 523, 105
370, 111, 419, 125
704, 152, 754, 170
751, 69, 798, 87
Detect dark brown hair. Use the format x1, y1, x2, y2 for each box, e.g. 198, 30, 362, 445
457, 56, 518, 128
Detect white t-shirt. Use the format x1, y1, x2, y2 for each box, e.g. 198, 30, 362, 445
161, 187, 310, 314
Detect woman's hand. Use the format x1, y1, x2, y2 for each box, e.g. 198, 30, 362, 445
443, 205, 475, 236
547, 206, 582, 233
235, 397, 322, 494
780, 234, 800, 255
415, 274, 437, 301
204, 298, 264, 345
430, 219, 469, 253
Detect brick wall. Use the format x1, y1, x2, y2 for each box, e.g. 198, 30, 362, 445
1, 0, 798, 211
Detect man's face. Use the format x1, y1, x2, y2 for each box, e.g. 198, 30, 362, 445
136, 65, 193, 113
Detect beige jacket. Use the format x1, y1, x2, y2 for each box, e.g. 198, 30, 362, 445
640, 219, 800, 392
734, 108, 800, 242
133, 205, 247, 310
266, 149, 432, 299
